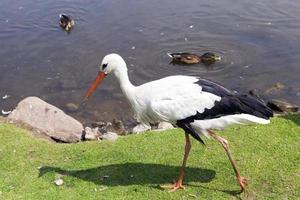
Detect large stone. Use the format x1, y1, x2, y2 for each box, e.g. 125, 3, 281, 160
267, 99, 299, 113
8, 96, 83, 143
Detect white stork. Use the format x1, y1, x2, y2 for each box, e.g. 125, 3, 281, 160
84, 53, 273, 192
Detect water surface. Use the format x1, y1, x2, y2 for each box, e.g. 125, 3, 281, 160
1, 0, 300, 125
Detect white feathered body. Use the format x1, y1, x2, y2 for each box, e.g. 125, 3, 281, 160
126, 75, 270, 137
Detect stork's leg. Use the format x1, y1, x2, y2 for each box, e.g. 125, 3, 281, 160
208, 130, 247, 192
162, 132, 191, 192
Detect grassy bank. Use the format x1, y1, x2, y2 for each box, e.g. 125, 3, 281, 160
0, 115, 299, 199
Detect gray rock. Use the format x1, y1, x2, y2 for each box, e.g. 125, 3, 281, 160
267, 99, 299, 113
101, 132, 118, 141
65, 103, 79, 112
131, 123, 151, 134
84, 127, 100, 140
8, 96, 83, 143
157, 122, 174, 130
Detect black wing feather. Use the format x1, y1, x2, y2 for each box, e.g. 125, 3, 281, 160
176, 78, 273, 144
196, 79, 273, 120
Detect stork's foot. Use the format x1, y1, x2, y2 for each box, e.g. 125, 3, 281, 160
237, 176, 248, 192
161, 180, 185, 192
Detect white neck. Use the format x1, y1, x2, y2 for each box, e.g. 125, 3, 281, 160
113, 64, 136, 101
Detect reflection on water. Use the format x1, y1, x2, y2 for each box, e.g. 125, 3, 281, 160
0, 0, 300, 125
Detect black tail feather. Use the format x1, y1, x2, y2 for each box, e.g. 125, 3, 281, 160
237, 95, 273, 119
176, 121, 205, 144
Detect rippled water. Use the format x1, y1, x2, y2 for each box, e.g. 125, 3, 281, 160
1, 0, 300, 125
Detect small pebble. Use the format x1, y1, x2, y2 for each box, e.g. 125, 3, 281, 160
106, 122, 112, 126
54, 178, 64, 186
131, 46, 136, 50
84, 127, 100, 140
65, 103, 79, 112
189, 25, 194, 28
154, 122, 174, 131
131, 123, 151, 133
184, 37, 188, 41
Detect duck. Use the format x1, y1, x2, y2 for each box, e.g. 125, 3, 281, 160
59, 14, 75, 31
167, 52, 221, 65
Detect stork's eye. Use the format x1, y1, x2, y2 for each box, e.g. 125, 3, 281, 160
102, 63, 108, 69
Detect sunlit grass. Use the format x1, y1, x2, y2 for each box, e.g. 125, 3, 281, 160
0, 115, 299, 199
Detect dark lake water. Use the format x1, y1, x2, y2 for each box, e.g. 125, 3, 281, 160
1, 0, 300, 126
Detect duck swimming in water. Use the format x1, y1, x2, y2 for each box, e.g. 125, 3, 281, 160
167, 52, 221, 65
59, 14, 75, 32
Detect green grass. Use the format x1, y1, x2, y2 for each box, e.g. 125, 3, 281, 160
0, 115, 299, 200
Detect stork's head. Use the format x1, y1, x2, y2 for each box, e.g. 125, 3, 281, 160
84, 53, 126, 101
100, 53, 126, 74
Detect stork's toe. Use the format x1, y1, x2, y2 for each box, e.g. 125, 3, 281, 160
161, 180, 185, 192
237, 176, 248, 192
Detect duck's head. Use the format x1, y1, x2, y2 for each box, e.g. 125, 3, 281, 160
200, 52, 221, 64
84, 54, 126, 100
59, 14, 75, 31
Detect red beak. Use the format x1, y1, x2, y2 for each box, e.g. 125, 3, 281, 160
84, 71, 107, 101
